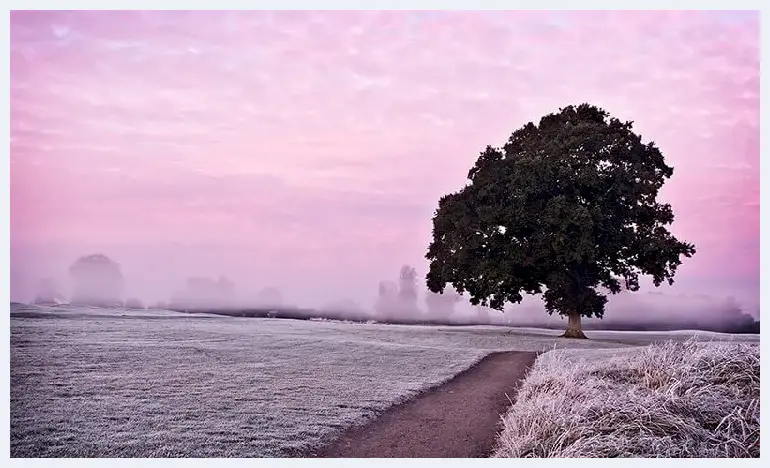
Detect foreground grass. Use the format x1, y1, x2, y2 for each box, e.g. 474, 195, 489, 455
493, 339, 760, 458
11, 303, 622, 457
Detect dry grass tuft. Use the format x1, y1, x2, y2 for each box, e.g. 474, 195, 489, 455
493, 339, 759, 458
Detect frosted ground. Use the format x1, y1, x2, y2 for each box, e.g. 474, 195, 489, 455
495, 340, 760, 458
10, 303, 758, 457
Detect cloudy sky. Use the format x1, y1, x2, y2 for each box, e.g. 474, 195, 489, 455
10, 10, 758, 311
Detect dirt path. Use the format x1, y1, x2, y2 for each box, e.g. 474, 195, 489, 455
312, 351, 538, 458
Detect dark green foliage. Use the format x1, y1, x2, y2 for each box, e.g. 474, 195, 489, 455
426, 104, 696, 319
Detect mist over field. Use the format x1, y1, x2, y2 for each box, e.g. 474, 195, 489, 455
14, 250, 759, 335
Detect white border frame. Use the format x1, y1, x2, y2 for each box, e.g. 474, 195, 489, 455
3, 3, 765, 467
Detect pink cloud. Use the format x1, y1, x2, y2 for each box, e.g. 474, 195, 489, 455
10, 11, 759, 309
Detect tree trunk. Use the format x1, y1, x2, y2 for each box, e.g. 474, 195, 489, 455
562, 311, 587, 339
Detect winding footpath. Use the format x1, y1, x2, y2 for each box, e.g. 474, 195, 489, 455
313, 351, 539, 458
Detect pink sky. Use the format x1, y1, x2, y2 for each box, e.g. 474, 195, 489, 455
10, 11, 759, 311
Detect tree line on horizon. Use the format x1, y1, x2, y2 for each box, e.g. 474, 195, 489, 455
27, 252, 758, 333
29, 254, 487, 321
31, 253, 242, 311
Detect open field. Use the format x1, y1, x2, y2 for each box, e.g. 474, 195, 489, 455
10, 303, 759, 457
494, 340, 760, 458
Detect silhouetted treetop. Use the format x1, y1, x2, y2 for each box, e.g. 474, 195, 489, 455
398, 265, 418, 302
69, 253, 125, 307
32, 277, 63, 305
69, 254, 123, 279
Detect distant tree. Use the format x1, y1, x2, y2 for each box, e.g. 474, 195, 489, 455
471, 305, 489, 324
256, 287, 283, 308
172, 275, 236, 309
426, 104, 695, 338
425, 285, 462, 319
378, 281, 397, 297
374, 280, 399, 318
217, 276, 235, 298
323, 298, 361, 312
69, 254, 125, 307
714, 297, 757, 333
124, 298, 145, 310
398, 265, 418, 302
32, 277, 64, 305
322, 298, 367, 320
396, 265, 420, 316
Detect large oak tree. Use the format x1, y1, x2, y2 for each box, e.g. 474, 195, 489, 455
425, 104, 695, 338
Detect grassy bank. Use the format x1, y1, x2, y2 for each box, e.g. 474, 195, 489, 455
494, 339, 760, 458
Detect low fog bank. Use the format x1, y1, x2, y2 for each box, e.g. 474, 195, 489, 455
497, 292, 760, 334
22, 254, 759, 334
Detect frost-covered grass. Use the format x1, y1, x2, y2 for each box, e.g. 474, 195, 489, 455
12, 303, 758, 457
493, 339, 760, 458
12, 303, 626, 457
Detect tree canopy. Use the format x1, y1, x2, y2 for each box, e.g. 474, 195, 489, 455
33, 277, 63, 305
397, 265, 419, 304
69, 254, 125, 307
425, 104, 695, 337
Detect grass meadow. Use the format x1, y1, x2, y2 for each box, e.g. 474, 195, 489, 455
10, 303, 758, 457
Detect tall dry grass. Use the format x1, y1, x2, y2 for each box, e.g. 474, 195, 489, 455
494, 339, 760, 458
